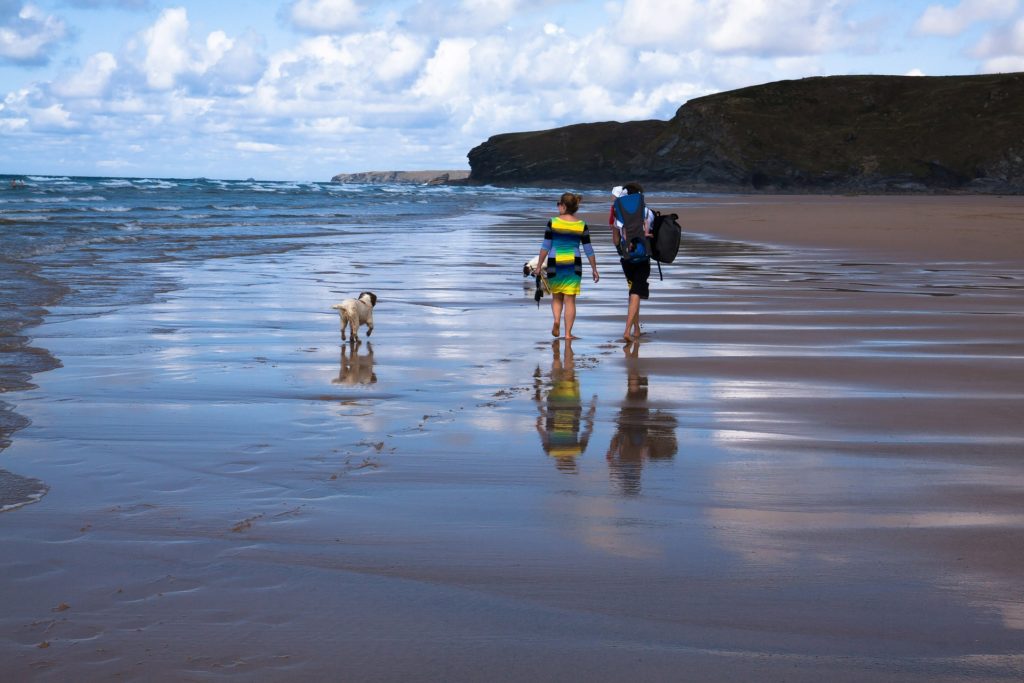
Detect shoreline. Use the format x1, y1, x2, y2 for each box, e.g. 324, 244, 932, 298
0, 258, 66, 512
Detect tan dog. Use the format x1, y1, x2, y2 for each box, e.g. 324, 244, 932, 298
332, 291, 377, 341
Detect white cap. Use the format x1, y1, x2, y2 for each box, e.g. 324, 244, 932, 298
611, 185, 625, 198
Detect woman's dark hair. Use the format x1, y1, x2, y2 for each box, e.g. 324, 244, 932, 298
624, 182, 644, 195
559, 192, 582, 214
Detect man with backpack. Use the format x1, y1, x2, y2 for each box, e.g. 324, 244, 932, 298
610, 183, 655, 342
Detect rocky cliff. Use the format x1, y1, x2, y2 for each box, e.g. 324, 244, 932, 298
467, 74, 1024, 192
331, 170, 469, 185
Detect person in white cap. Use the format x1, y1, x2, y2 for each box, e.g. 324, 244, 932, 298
609, 183, 655, 341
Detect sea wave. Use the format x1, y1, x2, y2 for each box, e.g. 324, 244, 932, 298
0, 215, 49, 223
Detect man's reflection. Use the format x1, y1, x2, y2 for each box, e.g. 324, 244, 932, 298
534, 338, 597, 473
333, 341, 376, 385
605, 339, 678, 495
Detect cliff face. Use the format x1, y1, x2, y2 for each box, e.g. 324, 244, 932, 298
467, 74, 1024, 192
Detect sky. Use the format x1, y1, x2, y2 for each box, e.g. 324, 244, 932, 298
1, 0, 1022, 181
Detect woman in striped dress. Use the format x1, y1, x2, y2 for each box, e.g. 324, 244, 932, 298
536, 192, 600, 339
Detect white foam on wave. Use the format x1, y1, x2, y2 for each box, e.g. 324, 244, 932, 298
212, 204, 259, 211
27, 175, 70, 182
90, 206, 132, 212
100, 179, 135, 188
79, 195, 107, 202
153, 205, 184, 211
135, 179, 178, 189
28, 196, 69, 203
0, 213, 49, 222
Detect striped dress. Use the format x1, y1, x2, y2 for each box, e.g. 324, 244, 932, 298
541, 217, 594, 296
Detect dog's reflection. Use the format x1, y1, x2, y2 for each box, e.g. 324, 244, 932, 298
534, 338, 597, 473
333, 341, 377, 385
605, 339, 678, 496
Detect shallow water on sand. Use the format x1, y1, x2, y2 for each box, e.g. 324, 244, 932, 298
1, 187, 1023, 680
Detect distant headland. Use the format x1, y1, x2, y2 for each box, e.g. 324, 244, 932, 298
330, 170, 469, 185
466, 73, 1024, 193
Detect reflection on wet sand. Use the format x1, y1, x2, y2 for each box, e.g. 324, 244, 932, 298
606, 340, 679, 495
333, 341, 376, 385
534, 339, 596, 473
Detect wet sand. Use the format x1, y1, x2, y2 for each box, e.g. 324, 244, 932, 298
1, 195, 1023, 681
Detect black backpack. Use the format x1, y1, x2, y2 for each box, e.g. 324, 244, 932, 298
649, 210, 683, 280
651, 211, 682, 263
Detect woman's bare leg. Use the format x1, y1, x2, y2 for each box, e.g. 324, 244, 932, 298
564, 295, 578, 339
551, 293, 563, 337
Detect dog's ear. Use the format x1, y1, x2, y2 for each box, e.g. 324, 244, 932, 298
368, 292, 378, 307
523, 263, 531, 276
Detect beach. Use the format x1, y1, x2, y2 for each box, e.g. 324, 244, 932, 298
1, 185, 1023, 681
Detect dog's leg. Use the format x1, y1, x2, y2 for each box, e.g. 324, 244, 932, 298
366, 312, 373, 337
340, 312, 347, 340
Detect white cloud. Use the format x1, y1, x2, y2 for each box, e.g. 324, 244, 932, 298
0, 2, 68, 64
905, 67, 926, 76
410, 37, 475, 100
96, 157, 136, 168
914, 0, 1017, 37
0, 116, 28, 131
251, 30, 430, 124
296, 116, 358, 134
65, 0, 149, 8
141, 7, 191, 89
287, 0, 362, 34
203, 30, 267, 91
616, 0, 704, 45
980, 54, 1024, 71
706, 0, 846, 56
401, 0, 522, 35
235, 141, 283, 151
972, 14, 1024, 54
52, 51, 118, 98
32, 102, 75, 128
135, 7, 265, 92
613, 0, 851, 56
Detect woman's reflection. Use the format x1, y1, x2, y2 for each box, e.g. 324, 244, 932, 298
333, 341, 376, 385
534, 338, 597, 473
605, 339, 678, 495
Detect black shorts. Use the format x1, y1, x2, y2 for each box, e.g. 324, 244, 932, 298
620, 259, 650, 299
